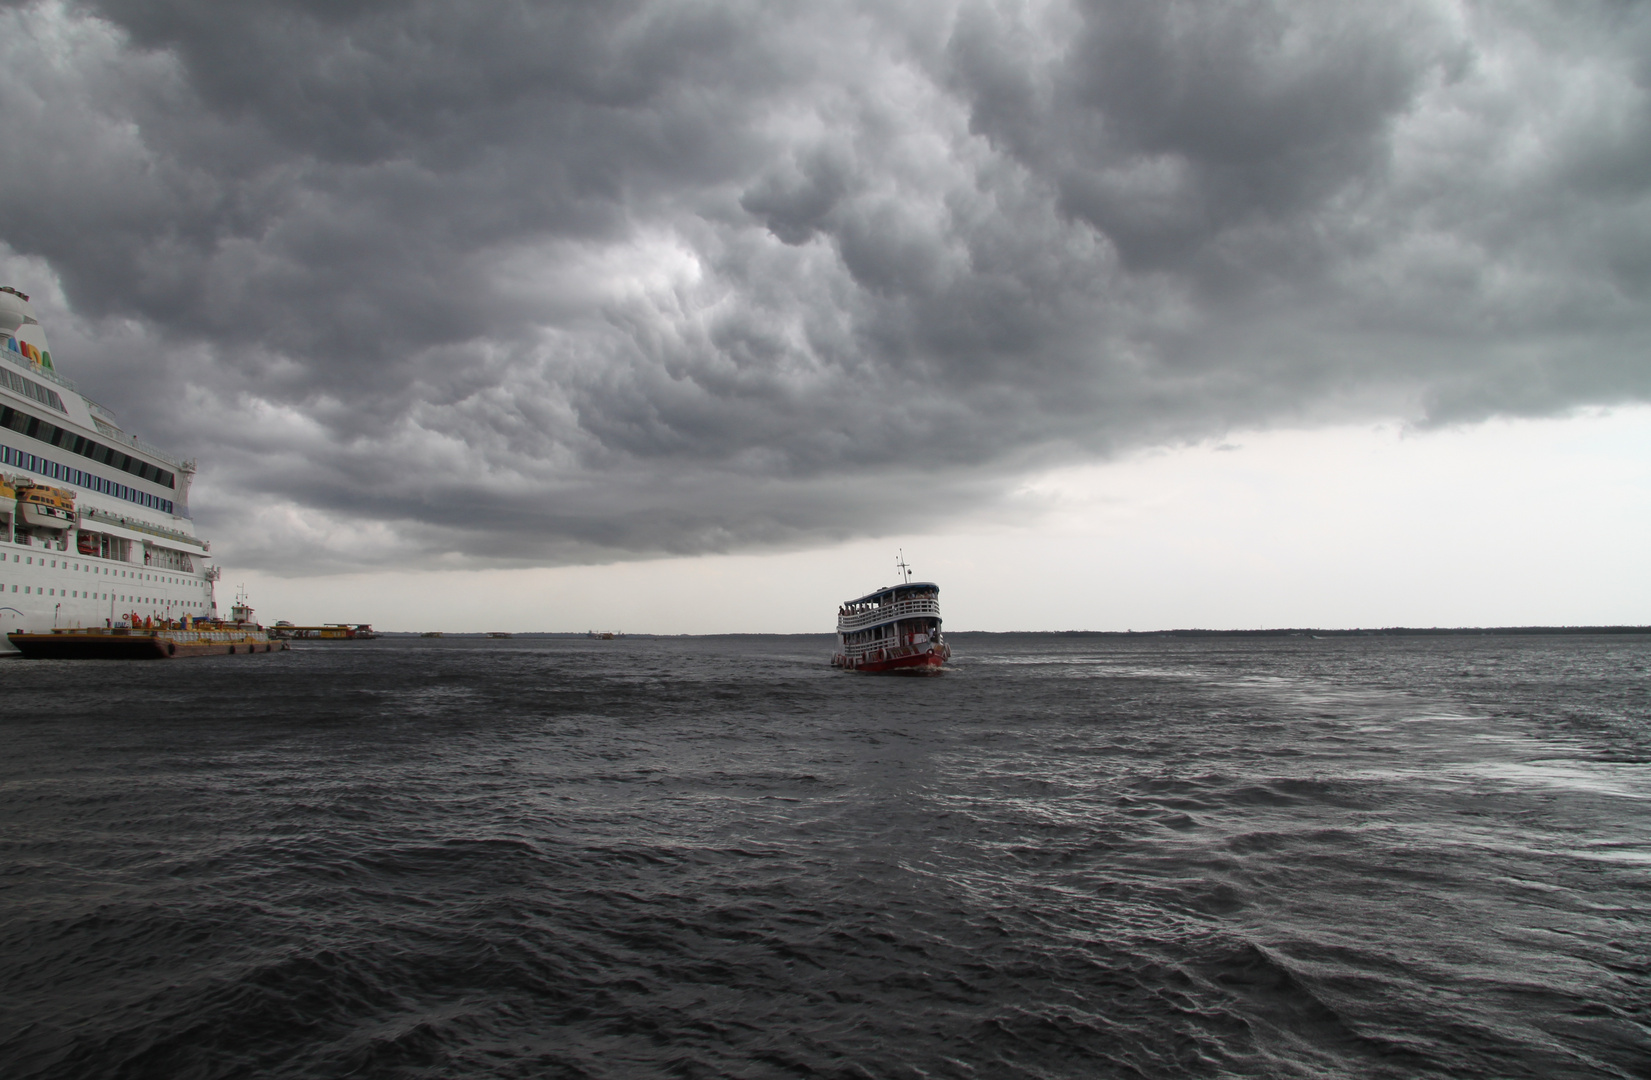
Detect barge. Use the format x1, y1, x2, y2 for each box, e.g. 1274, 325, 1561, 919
8, 624, 286, 658
7, 593, 285, 658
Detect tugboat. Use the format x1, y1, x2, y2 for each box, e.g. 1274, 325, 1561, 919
831, 553, 950, 674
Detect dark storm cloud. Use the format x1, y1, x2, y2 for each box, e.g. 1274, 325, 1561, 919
1, 0, 1648, 571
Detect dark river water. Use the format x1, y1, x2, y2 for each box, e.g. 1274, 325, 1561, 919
2, 633, 1647, 1079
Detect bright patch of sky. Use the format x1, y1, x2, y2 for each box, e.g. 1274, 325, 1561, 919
237, 407, 1651, 633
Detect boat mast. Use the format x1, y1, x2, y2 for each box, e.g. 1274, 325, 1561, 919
896, 549, 912, 585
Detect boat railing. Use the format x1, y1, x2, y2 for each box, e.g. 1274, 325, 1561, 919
128, 436, 186, 471
87, 413, 188, 471
3, 350, 77, 393
837, 597, 940, 632
79, 505, 209, 550
84, 399, 120, 424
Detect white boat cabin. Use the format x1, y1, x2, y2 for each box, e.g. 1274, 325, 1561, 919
836, 581, 943, 656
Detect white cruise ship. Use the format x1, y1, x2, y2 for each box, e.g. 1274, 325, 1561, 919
0, 286, 219, 647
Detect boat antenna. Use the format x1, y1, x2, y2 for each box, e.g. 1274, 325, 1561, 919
895, 549, 912, 584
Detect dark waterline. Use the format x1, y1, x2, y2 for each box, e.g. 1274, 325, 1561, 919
2, 633, 1647, 1078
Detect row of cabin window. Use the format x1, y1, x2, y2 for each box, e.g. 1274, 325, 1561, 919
841, 619, 934, 648
1, 440, 176, 515
0, 583, 210, 607
3, 551, 204, 588
0, 404, 176, 488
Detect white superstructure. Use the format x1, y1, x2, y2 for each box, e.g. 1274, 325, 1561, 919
0, 286, 218, 645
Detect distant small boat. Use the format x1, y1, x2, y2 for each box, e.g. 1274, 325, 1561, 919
420, 631, 442, 638
588, 630, 619, 639
487, 631, 512, 638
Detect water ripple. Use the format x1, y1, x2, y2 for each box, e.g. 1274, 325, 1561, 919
1, 633, 1647, 1078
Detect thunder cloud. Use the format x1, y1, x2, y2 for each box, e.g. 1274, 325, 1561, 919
1, 0, 1648, 571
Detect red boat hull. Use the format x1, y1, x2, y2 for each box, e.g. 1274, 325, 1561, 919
833, 646, 948, 674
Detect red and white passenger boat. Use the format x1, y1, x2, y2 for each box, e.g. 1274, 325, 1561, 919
831, 555, 950, 674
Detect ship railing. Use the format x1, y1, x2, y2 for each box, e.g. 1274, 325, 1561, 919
85, 399, 120, 424
125, 435, 187, 471
3, 350, 78, 393
79, 505, 209, 550
86, 412, 189, 471
837, 597, 940, 632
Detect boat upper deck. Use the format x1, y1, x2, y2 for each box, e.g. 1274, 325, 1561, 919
837, 582, 941, 633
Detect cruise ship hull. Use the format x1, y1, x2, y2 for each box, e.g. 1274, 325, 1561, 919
0, 552, 217, 650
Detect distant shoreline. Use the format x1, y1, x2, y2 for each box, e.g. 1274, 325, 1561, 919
1033, 626, 1651, 638
361, 626, 1651, 639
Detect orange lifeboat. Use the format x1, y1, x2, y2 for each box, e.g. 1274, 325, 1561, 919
16, 482, 75, 531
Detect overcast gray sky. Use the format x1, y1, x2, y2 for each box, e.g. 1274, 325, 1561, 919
3, 0, 1649, 612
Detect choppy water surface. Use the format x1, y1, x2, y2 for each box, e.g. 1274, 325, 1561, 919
2, 633, 1648, 1078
